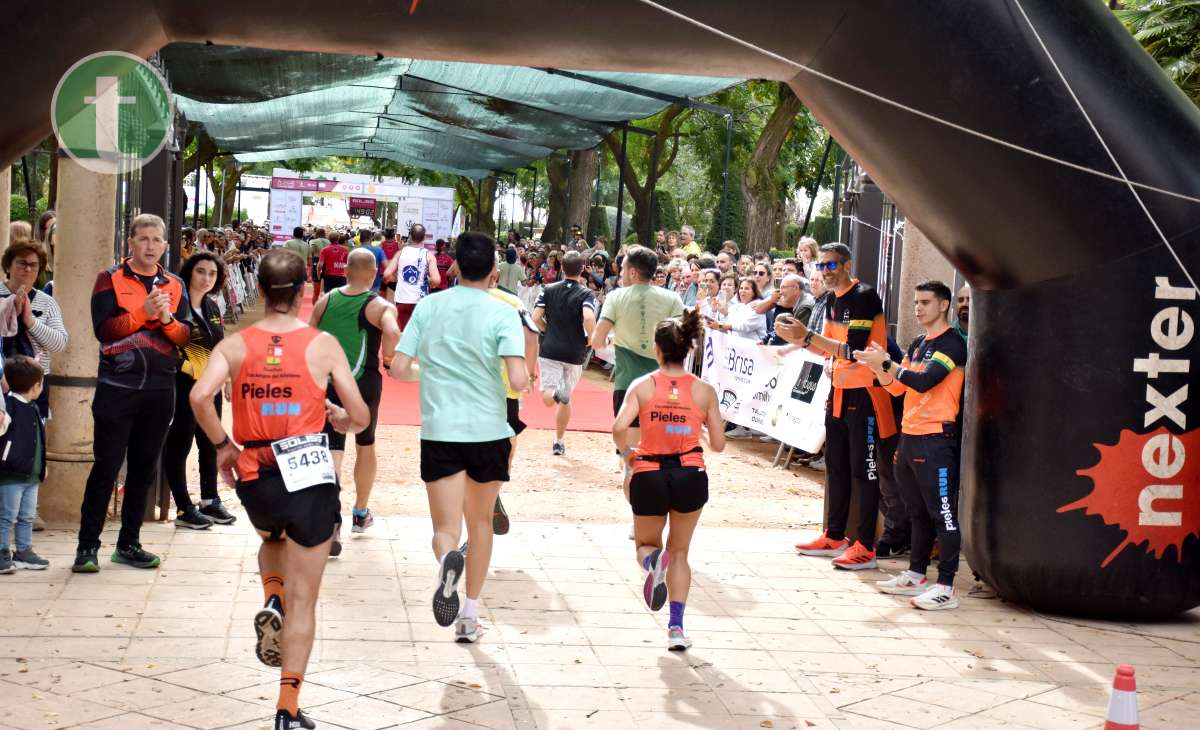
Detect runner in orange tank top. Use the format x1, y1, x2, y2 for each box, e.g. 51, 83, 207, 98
191, 250, 368, 730
614, 309, 725, 652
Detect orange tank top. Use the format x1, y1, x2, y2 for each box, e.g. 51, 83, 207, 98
232, 325, 329, 482
633, 372, 706, 474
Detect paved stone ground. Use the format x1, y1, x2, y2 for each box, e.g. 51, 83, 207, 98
1, 516, 1197, 729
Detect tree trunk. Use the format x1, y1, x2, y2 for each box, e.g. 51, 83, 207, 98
566, 148, 598, 236
543, 156, 569, 243
605, 105, 689, 248
476, 176, 498, 238
742, 83, 803, 254
220, 157, 242, 223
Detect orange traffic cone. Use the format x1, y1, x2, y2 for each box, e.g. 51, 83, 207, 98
1105, 664, 1138, 730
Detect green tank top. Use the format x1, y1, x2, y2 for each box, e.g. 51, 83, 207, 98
318, 289, 380, 379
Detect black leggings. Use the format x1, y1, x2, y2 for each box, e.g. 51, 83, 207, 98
894, 434, 961, 585
824, 388, 895, 549
161, 375, 222, 510
77, 384, 175, 551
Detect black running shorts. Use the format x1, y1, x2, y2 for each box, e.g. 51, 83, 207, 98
322, 275, 347, 291
325, 369, 382, 449
236, 473, 340, 547
421, 438, 512, 484
629, 467, 708, 516
612, 389, 640, 428
507, 397, 527, 436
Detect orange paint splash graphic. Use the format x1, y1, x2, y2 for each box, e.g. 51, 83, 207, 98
1059, 426, 1199, 567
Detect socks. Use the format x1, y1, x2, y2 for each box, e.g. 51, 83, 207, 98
668, 601, 685, 629
262, 573, 285, 611
352, 507, 368, 518
200, 498, 214, 507
462, 597, 480, 620
277, 671, 303, 715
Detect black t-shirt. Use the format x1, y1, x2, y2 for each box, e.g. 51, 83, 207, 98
535, 279, 597, 365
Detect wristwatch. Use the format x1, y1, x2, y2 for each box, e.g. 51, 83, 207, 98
215, 435, 232, 449
802, 330, 815, 346
882, 360, 893, 372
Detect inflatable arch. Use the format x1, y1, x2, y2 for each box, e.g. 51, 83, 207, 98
3, 0, 1196, 617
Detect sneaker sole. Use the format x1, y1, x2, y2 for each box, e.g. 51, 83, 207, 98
254, 605, 284, 667
877, 583, 928, 596
832, 559, 878, 571
0, 566, 14, 575
911, 596, 959, 611
111, 552, 160, 569
71, 562, 99, 574
643, 549, 670, 611
493, 498, 510, 536
795, 546, 847, 557
350, 521, 373, 534
455, 628, 480, 644
202, 513, 237, 525
667, 637, 692, 651
13, 561, 48, 571
433, 550, 464, 627
173, 519, 213, 530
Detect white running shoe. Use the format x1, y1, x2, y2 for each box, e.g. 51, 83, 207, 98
911, 584, 959, 611
455, 615, 483, 643
667, 627, 692, 651
876, 571, 930, 596
758, 435, 779, 443
726, 426, 754, 439
807, 455, 826, 471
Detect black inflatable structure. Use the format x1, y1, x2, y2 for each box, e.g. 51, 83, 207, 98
2, 1, 1197, 617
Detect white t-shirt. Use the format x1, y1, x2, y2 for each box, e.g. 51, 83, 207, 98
394, 244, 430, 304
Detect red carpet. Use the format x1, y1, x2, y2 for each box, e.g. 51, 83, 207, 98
295, 285, 614, 433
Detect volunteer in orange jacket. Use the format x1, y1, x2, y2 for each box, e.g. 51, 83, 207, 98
73, 214, 193, 574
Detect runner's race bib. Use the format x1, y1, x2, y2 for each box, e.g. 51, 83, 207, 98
271, 434, 335, 492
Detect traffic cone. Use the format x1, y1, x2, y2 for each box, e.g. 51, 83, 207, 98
1105, 664, 1138, 730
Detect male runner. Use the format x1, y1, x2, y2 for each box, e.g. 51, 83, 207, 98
774, 242, 898, 571
384, 224, 441, 330
379, 227, 401, 304
310, 248, 400, 535
532, 251, 596, 455
590, 245, 683, 497
390, 232, 528, 643
191, 249, 369, 730
855, 281, 968, 609
486, 261, 541, 534
307, 229, 330, 305
317, 233, 349, 295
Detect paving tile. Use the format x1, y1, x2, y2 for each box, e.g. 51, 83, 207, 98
374, 679, 505, 714
140, 693, 267, 729
0, 695, 121, 729
305, 695, 431, 729
842, 694, 967, 728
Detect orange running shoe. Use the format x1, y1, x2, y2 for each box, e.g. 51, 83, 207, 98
832, 541, 878, 571
794, 533, 849, 557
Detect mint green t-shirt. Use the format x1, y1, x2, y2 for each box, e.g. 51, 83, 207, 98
397, 286, 525, 442
601, 284, 684, 389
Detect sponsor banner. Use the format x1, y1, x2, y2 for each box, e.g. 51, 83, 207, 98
762, 349, 831, 453
701, 330, 829, 452
268, 188, 303, 242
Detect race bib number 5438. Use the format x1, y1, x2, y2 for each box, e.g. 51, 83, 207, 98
271, 434, 335, 492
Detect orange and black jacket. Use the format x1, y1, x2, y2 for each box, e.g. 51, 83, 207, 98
816, 279, 898, 438
91, 259, 192, 390
884, 325, 968, 436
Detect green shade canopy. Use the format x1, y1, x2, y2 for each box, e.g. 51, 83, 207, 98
163, 44, 739, 178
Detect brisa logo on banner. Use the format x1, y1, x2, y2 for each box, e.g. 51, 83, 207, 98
701, 330, 831, 453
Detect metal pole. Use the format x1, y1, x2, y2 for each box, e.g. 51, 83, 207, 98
719, 114, 733, 243
475, 177, 483, 231
831, 150, 845, 240
530, 165, 537, 238
614, 126, 628, 245
801, 136, 834, 236
563, 154, 573, 244
236, 183, 243, 223
20, 156, 34, 222
216, 164, 226, 227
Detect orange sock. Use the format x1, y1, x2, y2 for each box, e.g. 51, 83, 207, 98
262, 573, 285, 611
277, 671, 303, 715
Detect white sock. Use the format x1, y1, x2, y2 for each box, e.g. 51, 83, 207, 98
905, 570, 927, 583
462, 597, 479, 620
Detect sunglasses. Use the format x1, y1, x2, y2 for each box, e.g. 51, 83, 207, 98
815, 261, 841, 272
754, 270, 769, 275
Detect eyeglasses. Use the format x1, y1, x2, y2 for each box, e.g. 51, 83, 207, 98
13, 260, 39, 271
815, 260, 841, 272
754, 270, 769, 276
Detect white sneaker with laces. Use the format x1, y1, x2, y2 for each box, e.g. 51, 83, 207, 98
455, 615, 483, 643
726, 426, 754, 439
876, 571, 929, 596
911, 584, 959, 611
667, 627, 692, 651
807, 455, 826, 471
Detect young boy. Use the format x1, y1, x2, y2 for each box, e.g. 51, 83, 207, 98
0, 355, 49, 573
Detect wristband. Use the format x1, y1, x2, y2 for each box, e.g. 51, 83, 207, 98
882, 359, 892, 372
215, 435, 232, 449
802, 330, 815, 347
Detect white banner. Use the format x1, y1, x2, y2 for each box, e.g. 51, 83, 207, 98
268, 189, 303, 242
701, 330, 829, 453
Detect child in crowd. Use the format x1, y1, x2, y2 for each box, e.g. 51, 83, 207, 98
0, 355, 49, 573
